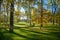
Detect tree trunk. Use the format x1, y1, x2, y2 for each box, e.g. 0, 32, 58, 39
40, 0, 43, 28
29, 2, 31, 26
0, 0, 1, 11
53, 0, 57, 25
51, 0, 55, 25
58, 9, 60, 26
10, 0, 14, 32
0, 2, 1, 25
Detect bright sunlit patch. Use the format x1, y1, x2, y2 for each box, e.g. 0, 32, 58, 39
20, 16, 27, 20
20, 7, 25, 14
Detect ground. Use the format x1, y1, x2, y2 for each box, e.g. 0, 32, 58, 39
0, 22, 60, 40
0, 25, 60, 40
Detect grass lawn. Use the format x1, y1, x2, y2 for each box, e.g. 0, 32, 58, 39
0, 25, 60, 40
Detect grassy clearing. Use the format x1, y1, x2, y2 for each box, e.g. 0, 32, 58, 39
0, 25, 60, 40
0, 22, 60, 40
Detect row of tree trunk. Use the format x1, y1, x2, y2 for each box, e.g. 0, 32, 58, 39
0, 0, 60, 32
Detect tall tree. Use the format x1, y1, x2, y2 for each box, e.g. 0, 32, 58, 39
40, 0, 43, 28
51, 0, 57, 25
0, 0, 1, 14
0, 0, 2, 26
9, 0, 14, 32
25, 0, 34, 26
0, 0, 1, 25
57, 0, 60, 26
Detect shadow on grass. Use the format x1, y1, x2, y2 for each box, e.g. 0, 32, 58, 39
14, 27, 45, 34
0, 26, 58, 40
49, 31, 60, 40
13, 27, 60, 40
13, 29, 60, 40
13, 31, 43, 40
14, 27, 57, 35
0, 29, 13, 40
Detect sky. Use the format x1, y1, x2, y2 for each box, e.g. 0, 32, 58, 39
20, 0, 49, 12
15, 0, 48, 11
14, 0, 58, 14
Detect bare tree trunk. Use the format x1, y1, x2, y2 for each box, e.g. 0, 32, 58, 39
59, 16, 60, 26
53, 0, 57, 25
51, 0, 55, 25
10, 0, 14, 32
28, 2, 31, 27
0, 0, 1, 11
0, 2, 1, 25
40, 0, 43, 28
58, 9, 60, 26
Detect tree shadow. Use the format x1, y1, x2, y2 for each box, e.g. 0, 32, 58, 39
13, 29, 60, 40
12, 32, 43, 40
14, 27, 60, 40
0, 29, 13, 40
49, 31, 60, 40
44, 26, 60, 32
14, 27, 51, 36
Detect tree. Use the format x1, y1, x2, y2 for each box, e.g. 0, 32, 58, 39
40, 0, 43, 28
0, 0, 2, 24
25, 0, 37, 26
15, 10, 21, 22
57, 0, 60, 26
0, 0, 2, 11
9, 0, 14, 32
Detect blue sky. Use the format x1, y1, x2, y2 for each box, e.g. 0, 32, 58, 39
14, 0, 58, 13
15, 0, 49, 13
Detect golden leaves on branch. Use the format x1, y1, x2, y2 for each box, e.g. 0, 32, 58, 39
6, 0, 14, 3
15, 10, 21, 16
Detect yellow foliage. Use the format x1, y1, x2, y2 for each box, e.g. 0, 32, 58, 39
6, 0, 14, 3
15, 10, 21, 16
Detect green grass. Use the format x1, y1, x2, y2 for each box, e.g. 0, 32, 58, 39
14, 22, 58, 27
0, 25, 60, 40
14, 22, 30, 27
0, 22, 60, 40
